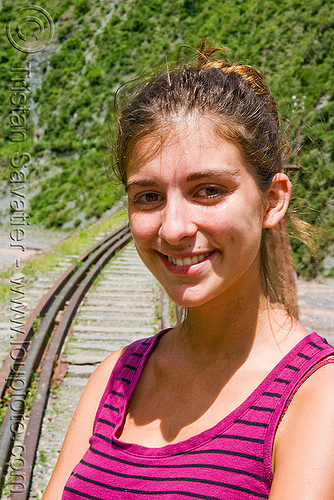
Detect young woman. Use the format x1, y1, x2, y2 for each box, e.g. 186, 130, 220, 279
44, 44, 334, 499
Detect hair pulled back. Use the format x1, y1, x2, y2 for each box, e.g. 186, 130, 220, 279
112, 41, 299, 317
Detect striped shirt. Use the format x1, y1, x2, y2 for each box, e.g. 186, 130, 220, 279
62, 331, 334, 499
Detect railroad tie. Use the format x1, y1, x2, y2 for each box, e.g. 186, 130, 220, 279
28, 243, 160, 496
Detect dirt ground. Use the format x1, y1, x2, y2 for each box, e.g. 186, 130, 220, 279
0, 225, 68, 270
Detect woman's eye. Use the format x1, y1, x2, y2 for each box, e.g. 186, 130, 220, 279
133, 192, 163, 206
195, 186, 226, 199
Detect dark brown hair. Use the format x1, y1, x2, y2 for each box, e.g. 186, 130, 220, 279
112, 42, 302, 316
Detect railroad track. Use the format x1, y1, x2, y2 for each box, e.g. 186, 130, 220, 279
29, 243, 163, 497
0, 224, 157, 499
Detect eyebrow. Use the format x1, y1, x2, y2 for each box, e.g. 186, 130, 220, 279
126, 179, 158, 192
126, 168, 239, 191
186, 169, 239, 182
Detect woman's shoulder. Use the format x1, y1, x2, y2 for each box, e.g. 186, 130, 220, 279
286, 350, 334, 405
270, 337, 334, 498
280, 329, 334, 410
91, 332, 162, 381
42, 346, 126, 499
42, 332, 162, 500
87, 346, 126, 391
84, 331, 166, 406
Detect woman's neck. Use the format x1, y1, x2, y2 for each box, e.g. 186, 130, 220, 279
175, 280, 295, 366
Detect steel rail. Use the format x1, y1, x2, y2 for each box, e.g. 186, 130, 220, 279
10, 231, 132, 500
0, 263, 76, 400
0, 224, 131, 492
0, 225, 129, 399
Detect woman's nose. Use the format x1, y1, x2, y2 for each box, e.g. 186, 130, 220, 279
158, 197, 197, 244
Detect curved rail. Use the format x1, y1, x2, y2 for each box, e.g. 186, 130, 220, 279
0, 224, 132, 496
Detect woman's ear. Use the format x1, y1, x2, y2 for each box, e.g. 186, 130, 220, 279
262, 173, 292, 228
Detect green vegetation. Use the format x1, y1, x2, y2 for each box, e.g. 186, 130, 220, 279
0, 0, 333, 276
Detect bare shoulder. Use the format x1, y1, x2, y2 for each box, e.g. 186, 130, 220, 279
284, 358, 334, 412
42, 346, 125, 500
71, 346, 126, 414
270, 359, 334, 499
86, 346, 126, 391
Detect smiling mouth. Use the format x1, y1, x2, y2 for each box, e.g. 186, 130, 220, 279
164, 252, 212, 267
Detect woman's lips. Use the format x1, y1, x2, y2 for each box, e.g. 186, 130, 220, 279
158, 251, 216, 275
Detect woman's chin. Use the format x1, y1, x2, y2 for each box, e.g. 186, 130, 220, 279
168, 289, 216, 309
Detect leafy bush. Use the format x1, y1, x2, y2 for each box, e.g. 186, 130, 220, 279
0, 0, 333, 275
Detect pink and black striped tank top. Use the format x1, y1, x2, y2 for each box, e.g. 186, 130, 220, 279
62, 331, 334, 499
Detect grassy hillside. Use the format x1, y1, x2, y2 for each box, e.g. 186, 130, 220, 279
1, 0, 333, 276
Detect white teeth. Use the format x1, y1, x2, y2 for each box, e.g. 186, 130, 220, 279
166, 253, 212, 267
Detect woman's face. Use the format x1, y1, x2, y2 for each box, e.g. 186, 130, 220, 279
126, 124, 269, 308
